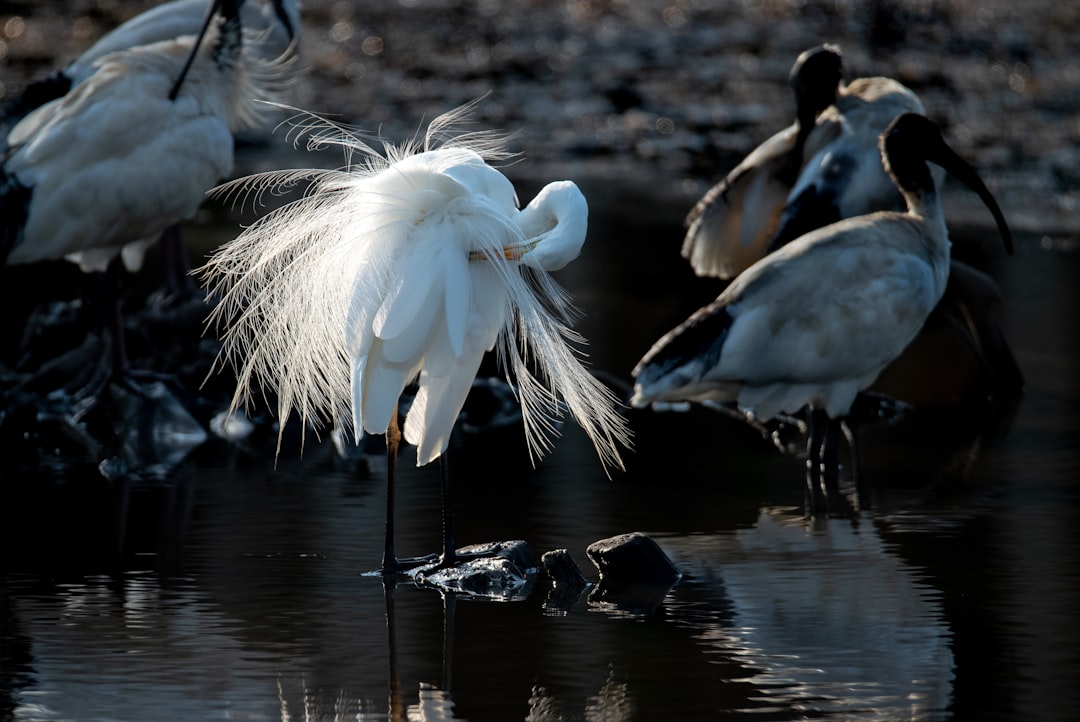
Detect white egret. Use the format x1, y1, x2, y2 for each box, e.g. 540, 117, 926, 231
632, 113, 1012, 512
0, 0, 293, 375
199, 101, 630, 575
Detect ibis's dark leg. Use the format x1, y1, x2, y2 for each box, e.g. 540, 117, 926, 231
842, 420, 868, 511
821, 415, 842, 514
805, 408, 828, 513
160, 223, 197, 299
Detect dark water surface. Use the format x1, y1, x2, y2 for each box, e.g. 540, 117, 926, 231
2, 187, 1079, 721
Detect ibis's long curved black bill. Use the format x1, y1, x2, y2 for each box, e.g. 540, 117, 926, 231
887, 112, 1013, 256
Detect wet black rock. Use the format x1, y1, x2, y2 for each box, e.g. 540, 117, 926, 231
586, 532, 679, 588
407, 539, 539, 600
540, 548, 591, 611
586, 532, 680, 613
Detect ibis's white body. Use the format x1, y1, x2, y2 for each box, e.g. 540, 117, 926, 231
780, 78, 934, 241
635, 203, 949, 421
2, 10, 289, 273
682, 124, 799, 279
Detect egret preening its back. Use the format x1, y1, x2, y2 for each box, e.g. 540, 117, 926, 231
632, 113, 1012, 512
0, 0, 293, 375
199, 101, 630, 574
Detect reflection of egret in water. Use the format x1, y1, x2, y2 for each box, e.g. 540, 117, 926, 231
662, 508, 953, 718
200, 100, 630, 575
384, 583, 461, 722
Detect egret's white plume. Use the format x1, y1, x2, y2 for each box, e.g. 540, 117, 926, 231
199, 101, 630, 472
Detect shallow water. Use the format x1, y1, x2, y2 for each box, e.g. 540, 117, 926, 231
2, 188, 1079, 722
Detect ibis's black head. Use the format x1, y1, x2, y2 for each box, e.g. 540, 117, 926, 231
790, 44, 843, 128
882, 112, 1013, 256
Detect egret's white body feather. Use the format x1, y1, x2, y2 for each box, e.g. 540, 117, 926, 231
201, 104, 629, 470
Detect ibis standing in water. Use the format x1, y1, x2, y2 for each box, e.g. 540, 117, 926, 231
199, 103, 630, 575
632, 113, 1012, 512
0, 0, 293, 376
681, 44, 1022, 427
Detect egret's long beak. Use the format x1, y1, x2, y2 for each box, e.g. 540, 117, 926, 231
468, 242, 536, 262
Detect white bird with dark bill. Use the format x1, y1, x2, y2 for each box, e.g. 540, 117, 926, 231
1, 0, 299, 143
770, 57, 934, 251
682, 44, 843, 280
632, 113, 1012, 510
0, 0, 292, 373
199, 102, 630, 575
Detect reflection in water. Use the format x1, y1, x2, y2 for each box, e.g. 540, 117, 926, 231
663, 509, 952, 718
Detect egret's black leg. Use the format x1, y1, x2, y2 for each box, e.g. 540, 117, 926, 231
381, 403, 402, 574
439, 453, 457, 565
379, 404, 437, 576
434, 453, 482, 569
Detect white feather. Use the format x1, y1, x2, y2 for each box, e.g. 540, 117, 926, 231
200, 102, 631, 471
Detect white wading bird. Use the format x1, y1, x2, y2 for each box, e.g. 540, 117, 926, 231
1, 0, 299, 141
632, 113, 1012, 512
198, 102, 631, 575
0, 0, 293, 375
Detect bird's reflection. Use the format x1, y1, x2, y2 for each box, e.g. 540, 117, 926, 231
384, 580, 462, 722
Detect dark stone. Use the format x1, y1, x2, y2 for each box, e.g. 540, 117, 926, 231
585, 533, 681, 614
541, 548, 591, 612
541, 548, 589, 589
586, 532, 680, 588
409, 539, 539, 600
